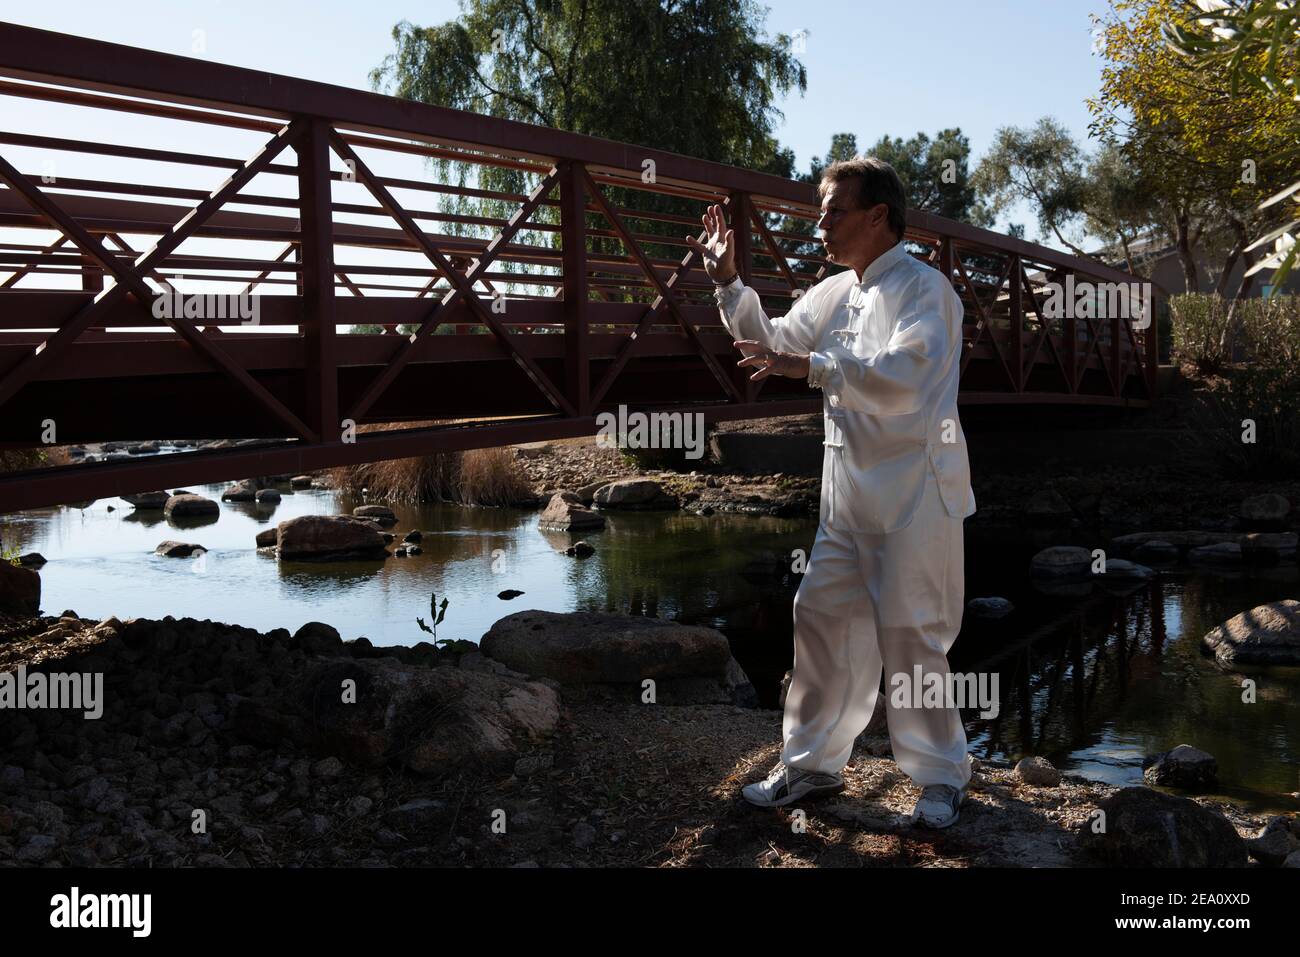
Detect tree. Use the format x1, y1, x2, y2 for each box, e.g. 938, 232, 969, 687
1162, 0, 1300, 297
971, 117, 1096, 257
1087, 0, 1298, 301
367, 0, 808, 317
866, 128, 994, 227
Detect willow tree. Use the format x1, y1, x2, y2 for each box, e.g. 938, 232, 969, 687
367, 0, 806, 315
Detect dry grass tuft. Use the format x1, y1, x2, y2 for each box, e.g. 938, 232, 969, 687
325, 421, 534, 506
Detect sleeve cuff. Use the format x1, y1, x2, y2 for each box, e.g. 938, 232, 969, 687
807, 351, 833, 389
712, 275, 743, 304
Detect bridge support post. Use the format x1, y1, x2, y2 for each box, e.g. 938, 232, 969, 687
1010, 253, 1023, 393
560, 160, 589, 417
297, 118, 337, 443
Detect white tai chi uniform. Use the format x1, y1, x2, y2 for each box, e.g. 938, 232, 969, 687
715, 241, 977, 789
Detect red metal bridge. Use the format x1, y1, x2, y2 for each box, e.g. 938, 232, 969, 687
0, 24, 1159, 513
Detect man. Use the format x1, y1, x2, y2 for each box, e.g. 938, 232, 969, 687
686, 156, 977, 828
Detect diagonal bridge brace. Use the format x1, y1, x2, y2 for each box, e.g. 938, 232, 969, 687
0, 120, 316, 440
580, 166, 741, 406
329, 132, 574, 420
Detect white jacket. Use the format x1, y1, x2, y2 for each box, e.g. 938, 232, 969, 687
714, 241, 977, 533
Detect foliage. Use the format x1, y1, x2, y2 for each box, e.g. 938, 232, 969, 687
865, 128, 995, 227
368, 0, 807, 310
1170, 292, 1236, 372
1087, 0, 1297, 300
1161, 0, 1300, 296
1176, 292, 1300, 475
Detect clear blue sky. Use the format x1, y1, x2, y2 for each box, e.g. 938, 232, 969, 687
0, 0, 1114, 276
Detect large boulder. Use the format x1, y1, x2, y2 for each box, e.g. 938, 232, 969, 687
1201, 600, 1300, 666
480, 610, 754, 706
298, 657, 559, 774
1143, 744, 1218, 788
163, 494, 219, 519
121, 491, 170, 509
276, 515, 388, 562
1077, 787, 1246, 867
593, 478, 676, 510
0, 561, 40, 615
537, 491, 606, 532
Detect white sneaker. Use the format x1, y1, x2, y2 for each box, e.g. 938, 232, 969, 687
909, 784, 967, 828
742, 761, 844, 808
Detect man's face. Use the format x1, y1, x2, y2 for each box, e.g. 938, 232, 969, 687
816, 179, 883, 263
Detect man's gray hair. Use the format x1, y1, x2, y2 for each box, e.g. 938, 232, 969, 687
818, 155, 907, 240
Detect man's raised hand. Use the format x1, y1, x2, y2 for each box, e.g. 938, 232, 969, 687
685, 203, 737, 283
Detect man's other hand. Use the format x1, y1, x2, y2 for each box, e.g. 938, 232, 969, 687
734, 340, 811, 381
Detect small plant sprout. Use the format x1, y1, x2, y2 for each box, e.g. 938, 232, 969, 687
416, 591, 451, 646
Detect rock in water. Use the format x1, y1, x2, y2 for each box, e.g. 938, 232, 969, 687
966, 597, 1013, 619
498, 589, 525, 600
537, 491, 605, 532
122, 491, 170, 509
221, 480, 259, 503
352, 505, 397, 527
154, 541, 207, 558
1142, 745, 1218, 787
163, 494, 219, 519
1201, 600, 1300, 666
276, 515, 389, 562
1029, 545, 1092, 580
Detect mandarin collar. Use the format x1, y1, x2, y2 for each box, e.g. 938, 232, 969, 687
854, 242, 908, 289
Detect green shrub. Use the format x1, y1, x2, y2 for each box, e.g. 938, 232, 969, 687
1178, 294, 1300, 477
1170, 293, 1233, 374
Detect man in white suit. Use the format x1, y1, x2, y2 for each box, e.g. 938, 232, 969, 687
687, 156, 977, 828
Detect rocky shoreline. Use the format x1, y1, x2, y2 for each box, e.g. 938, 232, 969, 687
1, 609, 1296, 868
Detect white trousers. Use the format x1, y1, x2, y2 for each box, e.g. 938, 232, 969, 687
781, 475, 973, 789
